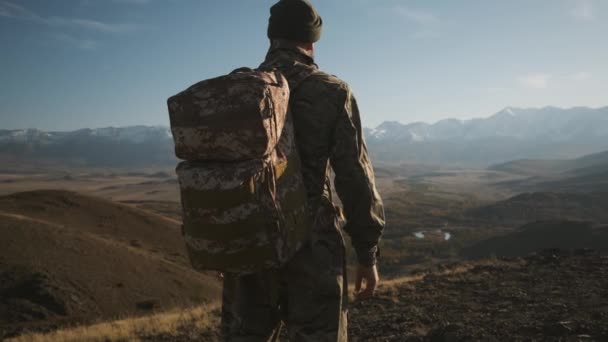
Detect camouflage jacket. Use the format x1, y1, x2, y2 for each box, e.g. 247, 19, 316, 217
260, 40, 385, 266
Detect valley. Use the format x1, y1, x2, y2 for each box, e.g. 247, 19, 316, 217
2, 114, 608, 340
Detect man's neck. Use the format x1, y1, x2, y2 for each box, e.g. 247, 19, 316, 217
268, 39, 314, 60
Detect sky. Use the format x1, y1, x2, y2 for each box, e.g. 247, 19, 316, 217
1, 0, 607, 130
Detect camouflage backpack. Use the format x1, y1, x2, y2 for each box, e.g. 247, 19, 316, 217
168, 67, 312, 274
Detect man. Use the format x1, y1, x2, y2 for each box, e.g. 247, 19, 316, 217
220, 0, 385, 341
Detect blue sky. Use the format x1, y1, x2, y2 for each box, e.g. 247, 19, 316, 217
1, 0, 606, 130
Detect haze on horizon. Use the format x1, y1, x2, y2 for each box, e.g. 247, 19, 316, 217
1, 0, 607, 131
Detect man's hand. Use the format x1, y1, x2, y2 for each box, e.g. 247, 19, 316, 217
355, 264, 379, 300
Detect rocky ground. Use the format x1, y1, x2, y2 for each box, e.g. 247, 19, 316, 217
125, 249, 608, 341
7, 249, 607, 341
349, 249, 608, 341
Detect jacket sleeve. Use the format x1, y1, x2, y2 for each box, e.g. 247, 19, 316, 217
330, 86, 385, 266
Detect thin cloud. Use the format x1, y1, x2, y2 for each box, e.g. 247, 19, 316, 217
0, 0, 140, 33
48, 17, 139, 33
518, 73, 552, 89
395, 6, 439, 26
393, 5, 440, 39
519, 72, 590, 89
571, 0, 595, 21
52, 33, 99, 50
0, 1, 37, 19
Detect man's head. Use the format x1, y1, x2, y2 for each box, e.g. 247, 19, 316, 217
267, 0, 323, 51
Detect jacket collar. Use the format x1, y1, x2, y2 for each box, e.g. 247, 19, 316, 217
263, 39, 316, 67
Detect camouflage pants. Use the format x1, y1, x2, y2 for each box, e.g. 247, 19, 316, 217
220, 214, 347, 342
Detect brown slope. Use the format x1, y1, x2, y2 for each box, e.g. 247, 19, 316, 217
489, 150, 608, 177
537, 170, 608, 193
466, 192, 608, 225
489, 158, 568, 176
461, 221, 608, 259
0, 190, 188, 265
0, 191, 221, 339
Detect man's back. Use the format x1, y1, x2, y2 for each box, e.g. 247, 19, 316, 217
260, 39, 384, 267
292, 72, 349, 204
220, 1, 385, 341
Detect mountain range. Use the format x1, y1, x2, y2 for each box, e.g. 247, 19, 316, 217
2, 106, 607, 167
0, 126, 175, 167
367, 106, 608, 142
365, 106, 608, 165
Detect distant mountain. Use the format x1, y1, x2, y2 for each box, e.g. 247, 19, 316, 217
0, 126, 172, 144
0, 126, 175, 167
365, 106, 608, 165
2, 106, 608, 167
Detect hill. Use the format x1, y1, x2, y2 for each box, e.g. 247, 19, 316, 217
0, 190, 221, 339
568, 150, 608, 173
488, 159, 568, 176
490, 149, 608, 176
490, 150, 608, 193
536, 169, 608, 193
466, 192, 608, 225
461, 221, 608, 259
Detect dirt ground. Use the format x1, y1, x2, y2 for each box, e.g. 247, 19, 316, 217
349, 249, 608, 341
110, 250, 608, 341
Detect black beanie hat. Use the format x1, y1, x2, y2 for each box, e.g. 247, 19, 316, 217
267, 0, 323, 43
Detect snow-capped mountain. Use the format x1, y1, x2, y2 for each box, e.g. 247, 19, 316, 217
1, 106, 607, 167
0, 126, 175, 167
365, 106, 608, 143
364, 106, 608, 165
0, 126, 172, 145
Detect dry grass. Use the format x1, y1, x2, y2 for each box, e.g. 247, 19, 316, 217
380, 264, 475, 287
379, 258, 517, 288
7, 304, 220, 342
6, 263, 516, 342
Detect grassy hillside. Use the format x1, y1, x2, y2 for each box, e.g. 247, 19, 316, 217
466, 192, 608, 224
0, 191, 221, 339
6, 305, 221, 342
489, 150, 608, 176
537, 170, 608, 193
490, 150, 608, 193
462, 221, 608, 259
489, 159, 568, 175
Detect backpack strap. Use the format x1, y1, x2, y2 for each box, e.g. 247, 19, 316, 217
259, 62, 317, 94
